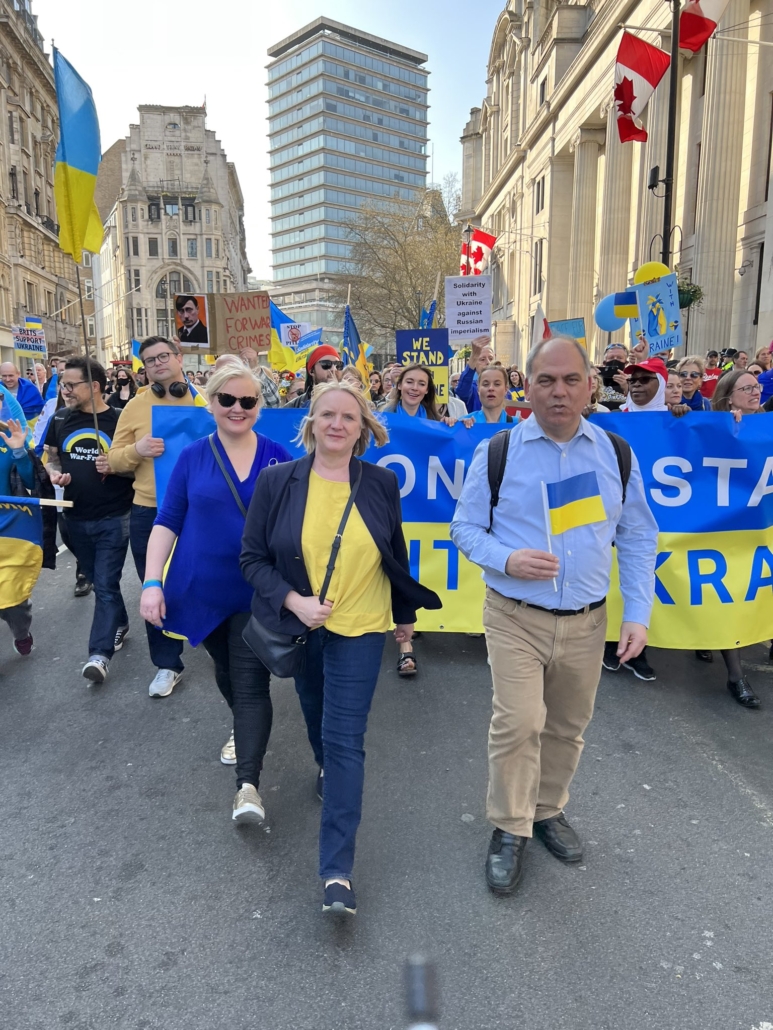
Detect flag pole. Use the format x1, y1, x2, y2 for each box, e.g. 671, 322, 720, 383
346, 284, 351, 308
432, 271, 441, 304
661, 0, 681, 266
75, 264, 104, 454
540, 480, 558, 593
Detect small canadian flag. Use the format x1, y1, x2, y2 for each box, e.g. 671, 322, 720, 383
679, 0, 730, 52
614, 32, 671, 144
460, 228, 498, 276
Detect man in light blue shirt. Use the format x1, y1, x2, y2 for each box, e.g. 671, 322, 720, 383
451, 335, 657, 896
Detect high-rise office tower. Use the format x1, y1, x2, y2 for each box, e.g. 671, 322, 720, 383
267, 17, 429, 335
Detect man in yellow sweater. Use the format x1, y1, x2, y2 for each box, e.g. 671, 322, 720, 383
97, 336, 197, 697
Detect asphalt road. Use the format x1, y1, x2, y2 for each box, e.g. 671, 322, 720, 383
2, 554, 772, 1030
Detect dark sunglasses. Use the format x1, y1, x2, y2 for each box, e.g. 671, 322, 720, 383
318, 360, 344, 371
629, 375, 658, 385
678, 371, 702, 379
215, 392, 259, 410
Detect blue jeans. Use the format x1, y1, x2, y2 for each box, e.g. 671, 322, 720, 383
293, 628, 386, 880
129, 504, 184, 672
63, 512, 130, 659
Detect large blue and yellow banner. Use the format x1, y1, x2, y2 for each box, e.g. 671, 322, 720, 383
152, 409, 773, 649
0, 496, 44, 607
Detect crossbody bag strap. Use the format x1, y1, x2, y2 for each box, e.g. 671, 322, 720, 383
209, 434, 248, 518
318, 461, 363, 604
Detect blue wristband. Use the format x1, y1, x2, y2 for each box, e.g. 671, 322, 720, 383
142, 579, 163, 590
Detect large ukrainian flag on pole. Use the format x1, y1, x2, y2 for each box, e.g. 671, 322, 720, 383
545, 472, 607, 535
0, 496, 44, 607
53, 51, 103, 263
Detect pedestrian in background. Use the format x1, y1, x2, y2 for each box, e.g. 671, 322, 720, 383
0, 409, 36, 657
451, 336, 658, 896
240, 381, 440, 916
285, 345, 344, 409
108, 368, 136, 411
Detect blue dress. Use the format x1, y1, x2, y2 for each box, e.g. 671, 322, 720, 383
154, 432, 292, 645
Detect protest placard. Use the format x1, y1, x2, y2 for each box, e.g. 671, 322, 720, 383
280, 322, 311, 348
12, 325, 47, 360
444, 276, 491, 342
173, 294, 210, 348
209, 291, 272, 355
630, 272, 683, 356
548, 317, 586, 348
395, 328, 450, 403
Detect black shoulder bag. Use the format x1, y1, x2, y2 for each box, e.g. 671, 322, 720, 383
224, 442, 363, 678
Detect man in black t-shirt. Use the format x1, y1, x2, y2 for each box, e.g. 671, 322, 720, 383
45, 357, 134, 685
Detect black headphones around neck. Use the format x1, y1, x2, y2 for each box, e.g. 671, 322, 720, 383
150, 380, 190, 399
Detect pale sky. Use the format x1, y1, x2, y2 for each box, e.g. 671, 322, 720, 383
34, 0, 503, 280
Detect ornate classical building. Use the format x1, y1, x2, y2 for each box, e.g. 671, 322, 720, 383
0, 0, 85, 366
461, 0, 772, 364
94, 105, 250, 364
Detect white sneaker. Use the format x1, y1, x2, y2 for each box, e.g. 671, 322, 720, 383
232, 783, 265, 824
148, 668, 182, 698
220, 730, 236, 766
82, 655, 109, 684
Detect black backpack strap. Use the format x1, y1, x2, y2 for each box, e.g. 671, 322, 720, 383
486, 429, 511, 532
604, 430, 632, 504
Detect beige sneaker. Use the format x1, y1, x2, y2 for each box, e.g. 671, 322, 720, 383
232, 783, 265, 824
220, 730, 236, 766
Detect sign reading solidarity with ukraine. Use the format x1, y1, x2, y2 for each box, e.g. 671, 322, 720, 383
630, 272, 683, 356
153, 409, 773, 649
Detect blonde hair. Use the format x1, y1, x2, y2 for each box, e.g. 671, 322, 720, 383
341, 365, 367, 389
205, 365, 263, 413
298, 381, 389, 457
676, 354, 705, 375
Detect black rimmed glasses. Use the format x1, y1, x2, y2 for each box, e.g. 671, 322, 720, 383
60, 380, 87, 392
143, 351, 173, 368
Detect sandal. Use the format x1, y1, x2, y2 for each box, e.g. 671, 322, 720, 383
397, 651, 417, 677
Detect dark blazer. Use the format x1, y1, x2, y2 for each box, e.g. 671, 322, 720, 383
178, 321, 208, 343
240, 453, 441, 636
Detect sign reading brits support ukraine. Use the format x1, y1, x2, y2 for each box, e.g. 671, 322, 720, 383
153, 409, 773, 650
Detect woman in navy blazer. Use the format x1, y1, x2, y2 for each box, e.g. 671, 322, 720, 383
240, 381, 440, 916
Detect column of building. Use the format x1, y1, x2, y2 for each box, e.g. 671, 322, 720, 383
567, 128, 605, 337
597, 102, 633, 352
690, 0, 750, 352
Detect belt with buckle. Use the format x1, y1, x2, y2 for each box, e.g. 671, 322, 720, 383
517, 598, 606, 617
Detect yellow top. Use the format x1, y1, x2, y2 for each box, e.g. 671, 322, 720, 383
302, 471, 391, 637
106, 386, 196, 507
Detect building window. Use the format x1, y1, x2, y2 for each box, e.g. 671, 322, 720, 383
157, 312, 169, 337
214, 210, 218, 226
84, 278, 93, 300
754, 242, 764, 325
9, 166, 17, 200
45, 290, 54, 315
539, 77, 547, 106
187, 238, 198, 258
169, 271, 181, 297
7, 111, 13, 143
535, 175, 545, 214
532, 239, 543, 296
135, 307, 143, 337
207, 271, 214, 293
25, 280, 37, 311
124, 207, 129, 229
168, 235, 178, 258
165, 201, 179, 216
149, 202, 160, 221
59, 292, 67, 322
132, 236, 139, 257
205, 238, 212, 258
87, 316, 95, 338
148, 237, 159, 257
83, 252, 92, 268
133, 269, 141, 293
216, 272, 221, 292
131, 206, 137, 222
215, 239, 220, 259
155, 278, 167, 298
183, 204, 195, 222
205, 208, 211, 224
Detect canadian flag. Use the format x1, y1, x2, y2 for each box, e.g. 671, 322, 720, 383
614, 32, 671, 144
679, 0, 730, 52
531, 302, 552, 349
460, 228, 498, 276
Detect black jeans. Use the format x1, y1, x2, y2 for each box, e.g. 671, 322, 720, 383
129, 504, 184, 672
202, 612, 273, 789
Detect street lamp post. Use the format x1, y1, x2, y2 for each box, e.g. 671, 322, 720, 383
463, 223, 474, 276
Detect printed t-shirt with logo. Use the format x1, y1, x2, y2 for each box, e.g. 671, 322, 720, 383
45, 408, 134, 520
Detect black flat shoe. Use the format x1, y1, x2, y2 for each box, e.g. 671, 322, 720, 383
485, 828, 527, 895
695, 650, 713, 663
533, 813, 583, 862
322, 881, 356, 915
727, 677, 760, 708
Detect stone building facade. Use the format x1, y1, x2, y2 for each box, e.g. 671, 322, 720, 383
0, 0, 85, 367
461, 0, 772, 365
94, 106, 250, 365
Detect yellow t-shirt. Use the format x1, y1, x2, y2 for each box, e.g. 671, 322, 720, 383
301, 471, 391, 637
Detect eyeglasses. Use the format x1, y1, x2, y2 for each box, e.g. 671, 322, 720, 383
733, 384, 762, 395
678, 371, 702, 379
317, 360, 344, 371
143, 351, 173, 367
60, 380, 87, 392
629, 375, 658, 385
214, 392, 259, 410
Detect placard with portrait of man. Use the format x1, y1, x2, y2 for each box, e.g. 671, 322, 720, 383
174, 294, 209, 347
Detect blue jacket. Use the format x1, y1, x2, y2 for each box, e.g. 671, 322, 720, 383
681, 391, 711, 411
13, 377, 44, 421
240, 454, 442, 636
758, 369, 773, 404
455, 365, 481, 412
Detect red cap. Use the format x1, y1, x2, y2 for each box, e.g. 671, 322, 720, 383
623, 357, 668, 381
306, 345, 341, 372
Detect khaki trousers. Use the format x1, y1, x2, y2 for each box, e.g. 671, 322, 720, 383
483, 587, 607, 837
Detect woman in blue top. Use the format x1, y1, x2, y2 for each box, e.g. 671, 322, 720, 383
676, 356, 712, 411
507, 367, 525, 402
462, 366, 518, 425
0, 412, 37, 656
139, 363, 292, 825
382, 364, 443, 421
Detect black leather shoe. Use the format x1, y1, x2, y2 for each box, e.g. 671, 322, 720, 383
485, 828, 527, 895
533, 813, 583, 862
695, 650, 713, 663
727, 677, 760, 708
